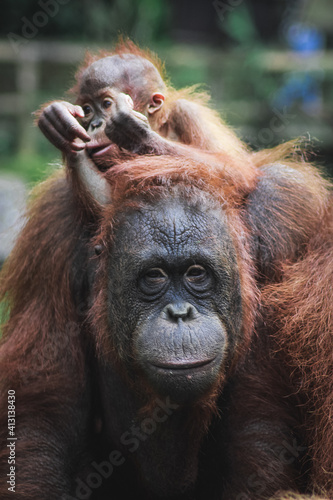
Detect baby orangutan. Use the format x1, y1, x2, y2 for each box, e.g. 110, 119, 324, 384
37, 39, 247, 175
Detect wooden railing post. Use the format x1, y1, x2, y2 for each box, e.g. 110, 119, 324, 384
16, 44, 40, 155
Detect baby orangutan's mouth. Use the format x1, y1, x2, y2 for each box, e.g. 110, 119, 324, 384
86, 141, 113, 158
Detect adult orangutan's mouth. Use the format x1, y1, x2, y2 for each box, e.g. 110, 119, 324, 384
150, 356, 217, 373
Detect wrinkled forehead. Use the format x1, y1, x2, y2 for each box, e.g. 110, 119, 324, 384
111, 199, 232, 261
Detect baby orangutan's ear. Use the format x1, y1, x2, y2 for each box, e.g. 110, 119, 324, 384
147, 93, 165, 114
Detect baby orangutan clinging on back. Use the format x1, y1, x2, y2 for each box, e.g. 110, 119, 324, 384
37, 39, 247, 171
2, 38, 332, 500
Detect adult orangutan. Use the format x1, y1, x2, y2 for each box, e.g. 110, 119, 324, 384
0, 106, 333, 500
1, 39, 332, 500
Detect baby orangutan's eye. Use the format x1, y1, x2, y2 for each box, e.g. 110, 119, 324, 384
82, 104, 93, 116
103, 98, 112, 109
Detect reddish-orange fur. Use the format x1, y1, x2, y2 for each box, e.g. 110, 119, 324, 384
67, 38, 248, 158
1, 40, 333, 500
0, 140, 332, 498
262, 202, 333, 494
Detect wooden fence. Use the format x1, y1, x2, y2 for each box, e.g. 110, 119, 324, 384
0, 40, 333, 156
0, 40, 86, 154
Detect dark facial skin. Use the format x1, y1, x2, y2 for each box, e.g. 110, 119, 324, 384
106, 196, 243, 403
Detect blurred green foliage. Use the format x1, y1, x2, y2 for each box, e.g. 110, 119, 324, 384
0, 153, 58, 185
219, 3, 257, 44
1, 0, 332, 183
1, 0, 170, 44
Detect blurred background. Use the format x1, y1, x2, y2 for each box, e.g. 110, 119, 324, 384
0, 0, 332, 261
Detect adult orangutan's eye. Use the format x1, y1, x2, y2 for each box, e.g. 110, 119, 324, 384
139, 268, 168, 296
184, 265, 212, 293
144, 268, 168, 285
185, 265, 207, 281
